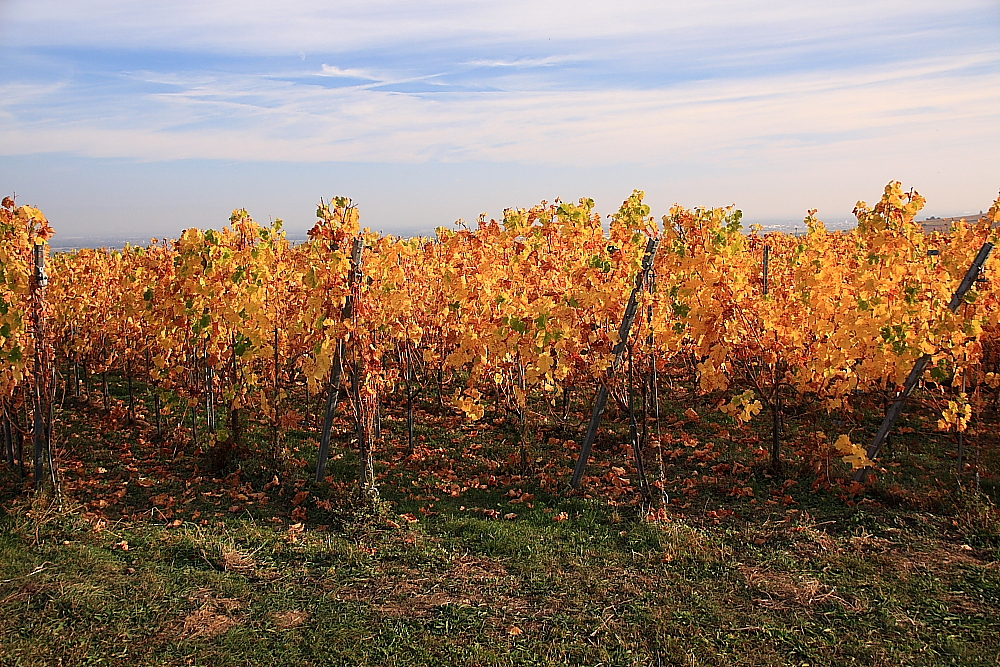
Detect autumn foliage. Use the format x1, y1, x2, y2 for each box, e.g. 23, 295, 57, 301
3, 182, 1000, 498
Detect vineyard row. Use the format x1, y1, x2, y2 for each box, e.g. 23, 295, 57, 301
2, 182, 1000, 499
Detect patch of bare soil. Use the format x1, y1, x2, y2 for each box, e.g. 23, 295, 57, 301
178, 589, 246, 639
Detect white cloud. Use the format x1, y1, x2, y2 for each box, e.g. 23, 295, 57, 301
319, 64, 377, 79
2, 53, 996, 170
463, 56, 570, 68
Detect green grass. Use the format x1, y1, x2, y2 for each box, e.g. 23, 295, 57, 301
2, 488, 999, 665
2, 377, 1000, 665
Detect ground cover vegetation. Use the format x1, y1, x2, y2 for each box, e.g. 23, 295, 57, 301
2, 182, 1000, 665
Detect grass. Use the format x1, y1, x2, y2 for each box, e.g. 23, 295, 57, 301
2, 377, 1000, 666
3, 493, 998, 666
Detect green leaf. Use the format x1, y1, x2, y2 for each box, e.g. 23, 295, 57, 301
671, 302, 690, 318
234, 333, 252, 357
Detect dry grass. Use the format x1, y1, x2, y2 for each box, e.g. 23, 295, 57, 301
335, 554, 519, 617
740, 565, 866, 612
218, 546, 257, 575
179, 589, 245, 639
271, 610, 309, 629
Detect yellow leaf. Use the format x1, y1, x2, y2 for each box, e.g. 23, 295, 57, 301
834, 434, 873, 470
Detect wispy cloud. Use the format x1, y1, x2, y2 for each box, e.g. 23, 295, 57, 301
318, 64, 378, 80
463, 56, 570, 68
2, 52, 996, 168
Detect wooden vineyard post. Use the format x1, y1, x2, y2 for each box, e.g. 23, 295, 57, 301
761, 244, 775, 468
957, 362, 967, 479
624, 356, 652, 501
645, 264, 670, 506
403, 344, 421, 457
571, 236, 660, 493
762, 244, 784, 471
47, 364, 59, 498
2, 403, 13, 471
315, 341, 345, 482
30, 243, 55, 492
126, 348, 135, 424
102, 347, 109, 410
205, 339, 216, 433
351, 353, 375, 492
406, 348, 414, 455
272, 327, 280, 453
7, 395, 25, 478
315, 236, 365, 483
71, 322, 80, 397
762, 244, 770, 297
346, 237, 376, 491
854, 242, 994, 483
227, 334, 238, 446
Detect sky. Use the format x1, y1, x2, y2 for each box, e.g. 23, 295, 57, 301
0, 0, 998, 241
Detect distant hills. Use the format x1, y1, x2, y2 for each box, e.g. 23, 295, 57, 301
921, 212, 990, 234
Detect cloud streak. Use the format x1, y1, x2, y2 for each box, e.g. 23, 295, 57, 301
318, 64, 378, 80
2, 51, 996, 166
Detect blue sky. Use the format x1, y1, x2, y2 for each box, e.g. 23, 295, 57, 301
1, 0, 998, 240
